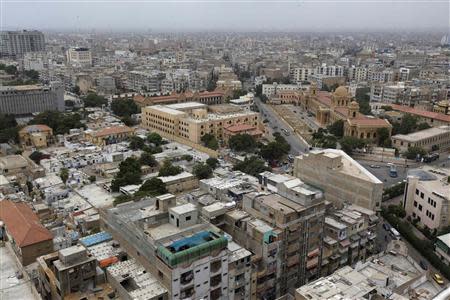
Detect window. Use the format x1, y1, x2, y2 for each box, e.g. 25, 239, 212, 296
186, 216, 191, 221
418, 204, 422, 211
420, 192, 424, 199
416, 189, 419, 195
414, 201, 417, 207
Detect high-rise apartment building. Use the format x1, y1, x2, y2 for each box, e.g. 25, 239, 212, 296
0, 82, 64, 115
0, 30, 45, 57
66, 47, 92, 67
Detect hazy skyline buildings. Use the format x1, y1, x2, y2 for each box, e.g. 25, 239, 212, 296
1, 1, 449, 32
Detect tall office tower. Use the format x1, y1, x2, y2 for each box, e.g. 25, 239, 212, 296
0, 30, 45, 57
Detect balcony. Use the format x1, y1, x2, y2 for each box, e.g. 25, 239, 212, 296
210, 260, 222, 274
180, 271, 194, 286
210, 274, 222, 288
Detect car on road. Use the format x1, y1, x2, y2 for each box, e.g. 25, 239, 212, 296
390, 227, 401, 240
370, 165, 380, 168
419, 260, 428, 270
433, 273, 444, 285
424, 153, 439, 163
383, 223, 391, 231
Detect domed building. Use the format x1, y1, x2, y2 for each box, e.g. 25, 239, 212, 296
301, 85, 392, 142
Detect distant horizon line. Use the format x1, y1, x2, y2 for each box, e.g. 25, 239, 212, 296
1, 27, 449, 34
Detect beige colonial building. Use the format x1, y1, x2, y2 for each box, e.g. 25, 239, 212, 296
134, 90, 225, 108
392, 126, 450, 153
142, 102, 262, 144
85, 125, 134, 146
19, 124, 53, 148
304, 85, 392, 142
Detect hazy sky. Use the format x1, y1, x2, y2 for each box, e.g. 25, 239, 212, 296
1, 0, 449, 32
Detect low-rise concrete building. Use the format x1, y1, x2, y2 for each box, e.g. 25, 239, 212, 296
37, 245, 101, 300
19, 124, 53, 148
85, 125, 134, 146
392, 126, 450, 153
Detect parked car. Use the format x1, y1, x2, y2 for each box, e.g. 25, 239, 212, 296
424, 153, 439, 163
370, 165, 380, 168
383, 223, 391, 231
419, 260, 428, 270
433, 273, 444, 285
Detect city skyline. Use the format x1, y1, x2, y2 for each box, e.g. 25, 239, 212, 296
1, 0, 449, 31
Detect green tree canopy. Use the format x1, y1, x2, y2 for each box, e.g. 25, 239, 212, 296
29, 151, 45, 164
0, 114, 19, 143
138, 177, 167, 196
260, 132, 291, 161
327, 120, 344, 138
147, 132, 163, 146
29, 111, 85, 134
355, 87, 372, 115
140, 151, 157, 167
405, 146, 426, 160
206, 157, 219, 169
129, 136, 145, 150
229, 134, 257, 152
83, 93, 107, 107
111, 157, 142, 192
111, 98, 140, 117
340, 136, 366, 154
376, 127, 391, 147
193, 162, 213, 179
201, 133, 219, 150
60, 168, 69, 184
233, 156, 271, 177
158, 159, 183, 177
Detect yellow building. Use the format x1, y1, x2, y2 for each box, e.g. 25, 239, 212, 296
142, 102, 261, 144
19, 124, 53, 148
85, 125, 134, 146
301, 85, 392, 142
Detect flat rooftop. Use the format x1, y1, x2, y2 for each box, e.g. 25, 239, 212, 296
166, 102, 206, 110
392, 126, 450, 142
0, 246, 40, 300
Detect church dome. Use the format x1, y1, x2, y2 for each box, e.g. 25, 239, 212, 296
334, 86, 349, 97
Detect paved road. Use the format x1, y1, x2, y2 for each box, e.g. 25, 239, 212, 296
376, 216, 448, 284
255, 97, 310, 155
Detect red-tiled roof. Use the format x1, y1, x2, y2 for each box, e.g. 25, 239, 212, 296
93, 126, 133, 137
391, 104, 450, 123
316, 92, 332, 106
349, 117, 391, 126
0, 200, 53, 247
334, 107, 349, 117
19, 124, 52, 134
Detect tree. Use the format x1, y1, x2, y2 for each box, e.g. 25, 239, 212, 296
417, 122, 431, 131
111, 98, 139, 117
255, 84, 262, 97
4, 65, 17, 75
158, 159, 183, 177
88, 175, 96, 183
405, 146, 426, 160
147, 132, 163, 146
229, 134, 257, 152
140, 152, 157, 167
71, 85, 81, 95
233, 156, 271, 177
201, 134, 219, 150
29, 151, 45, 164
193, 162, 213, 179
181, 154, 193, 162
260, 132, 291, 161
111, 157, 142, 192
83, 93, 107, 108
0, 114, 18, 143
24, 69, 39, 81
381, 105, 393, 111
355, 87, 372, 115
206, 157, 219, 169
60, 168, 69, 184
139, 177, 167, 196
129, 136, 145, 150
232, 89, 247, 99
29, 111, 85, 134
376, 127, 391, 147
327, 120, 344, 138
340, 136, 366, 154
